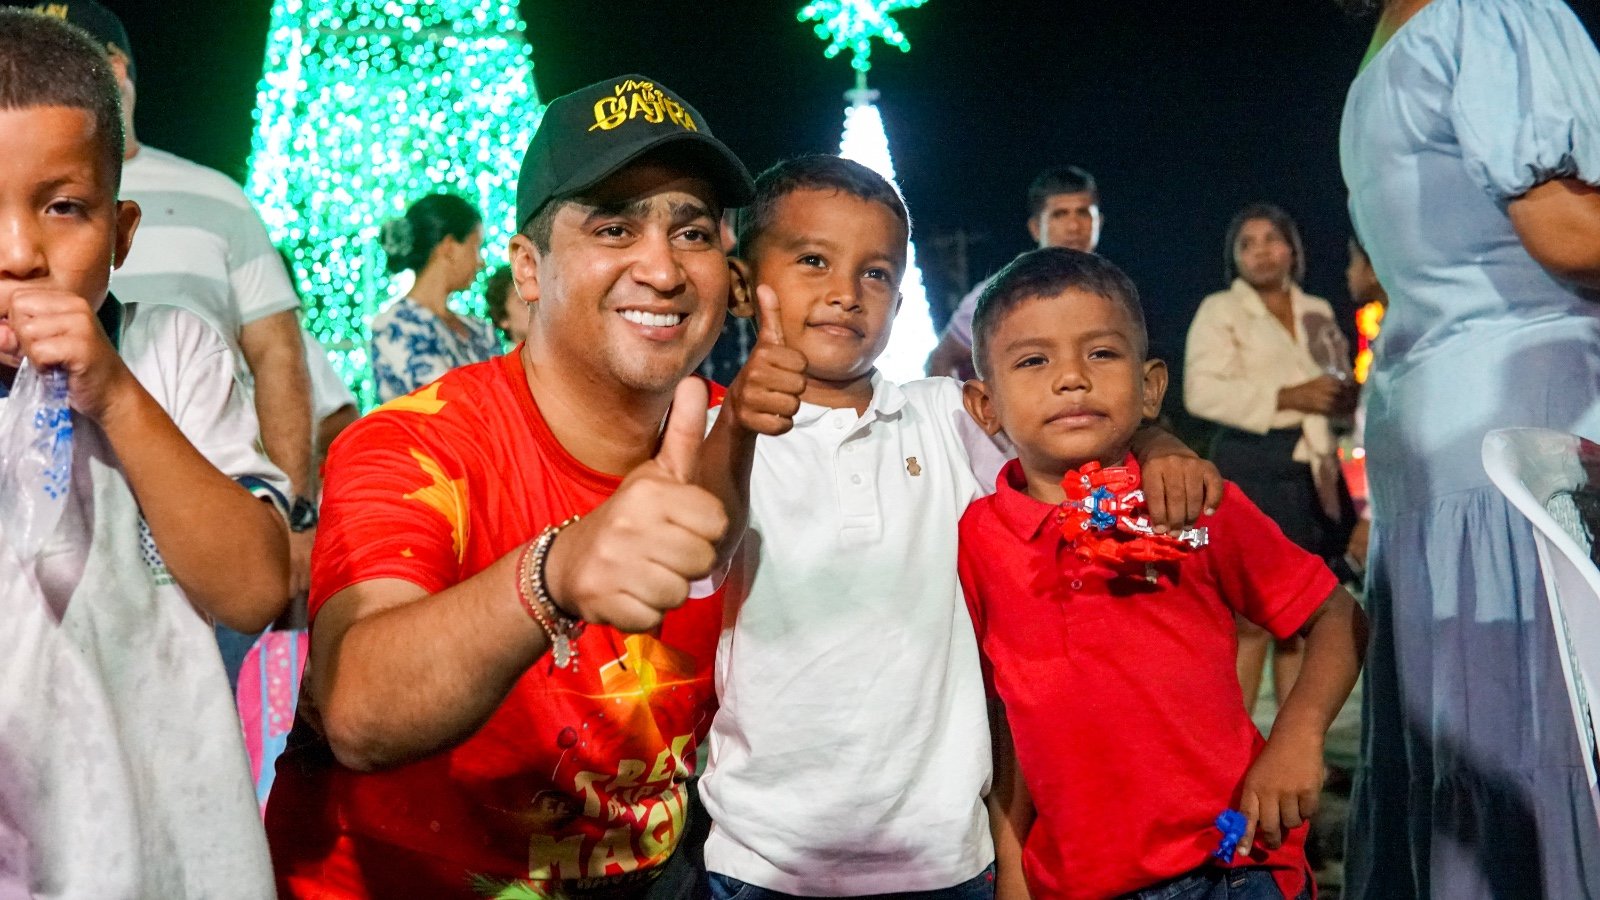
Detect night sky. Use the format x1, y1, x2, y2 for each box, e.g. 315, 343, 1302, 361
69, 0, 1600, 435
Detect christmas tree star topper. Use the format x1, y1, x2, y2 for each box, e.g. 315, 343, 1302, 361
798, 0, 928, 75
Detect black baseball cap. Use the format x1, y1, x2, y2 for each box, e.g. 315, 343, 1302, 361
23, 1, 135, 80
515, 74, 754, 230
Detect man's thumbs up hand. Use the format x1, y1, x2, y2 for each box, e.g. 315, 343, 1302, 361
542, 378, 728, 633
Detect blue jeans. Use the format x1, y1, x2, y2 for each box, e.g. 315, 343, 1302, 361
1121, 866, 1312, 900
708, 864, 995, 900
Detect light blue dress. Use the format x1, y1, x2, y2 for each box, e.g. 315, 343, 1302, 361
1340, 0, 1600, 895
369, 297, 502, 403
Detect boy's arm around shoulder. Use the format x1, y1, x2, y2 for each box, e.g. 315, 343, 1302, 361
9, 290, 289, 632
695, 287, 807, 563
1129, 420, 1224, 532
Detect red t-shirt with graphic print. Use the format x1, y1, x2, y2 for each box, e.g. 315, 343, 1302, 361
266, 352, 723, 899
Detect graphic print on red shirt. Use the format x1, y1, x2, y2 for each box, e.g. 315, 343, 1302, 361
266, 354, 724, 898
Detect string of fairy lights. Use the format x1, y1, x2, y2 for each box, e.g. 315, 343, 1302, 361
246, 1, 543, 405
245, 0, 931, 400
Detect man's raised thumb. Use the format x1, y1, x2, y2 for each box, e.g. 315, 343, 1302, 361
655, 376, 709, 482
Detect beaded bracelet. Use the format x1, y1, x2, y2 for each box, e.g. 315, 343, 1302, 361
516, 515, 584, 669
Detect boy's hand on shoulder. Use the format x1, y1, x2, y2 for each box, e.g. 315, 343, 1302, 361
8, 288, 137, 423
725, 285, 806, 437
1236, 725, 1325, 855
1138, 450, 1223, 533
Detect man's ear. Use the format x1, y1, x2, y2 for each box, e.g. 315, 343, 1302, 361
1141, 357, 1169, 421
727, 257, 755, 319
112, 199, 140, 270
962, 377, 1005, 437
508, 233, 541, 305
1026, 214, 1042, 246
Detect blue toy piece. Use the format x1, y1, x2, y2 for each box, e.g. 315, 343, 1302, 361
1212, 809, 1247, 863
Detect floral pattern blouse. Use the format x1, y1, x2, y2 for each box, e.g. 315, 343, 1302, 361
370, 297, 502, 403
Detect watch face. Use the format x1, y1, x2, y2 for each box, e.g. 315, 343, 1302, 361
290, 497, 318, 532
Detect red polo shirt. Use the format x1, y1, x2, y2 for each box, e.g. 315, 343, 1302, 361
958, 459, 1335, 900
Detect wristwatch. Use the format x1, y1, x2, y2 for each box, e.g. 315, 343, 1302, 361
288, 495, 319, 533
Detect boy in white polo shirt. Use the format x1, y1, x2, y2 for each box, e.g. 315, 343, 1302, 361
695, 155, 1222, 899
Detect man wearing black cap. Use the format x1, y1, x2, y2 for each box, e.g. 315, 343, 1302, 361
265, 75, 754, 900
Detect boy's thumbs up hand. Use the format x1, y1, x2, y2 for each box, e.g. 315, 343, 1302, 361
725, 285, 807, 437
541, 378, 729, 633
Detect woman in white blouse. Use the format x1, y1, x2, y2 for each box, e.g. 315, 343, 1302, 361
1184, 203, 1357, 712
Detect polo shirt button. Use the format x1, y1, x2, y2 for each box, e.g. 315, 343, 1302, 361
851, 474, 863, 485
1070, 579, 1085, 590
833, 419, 847, 429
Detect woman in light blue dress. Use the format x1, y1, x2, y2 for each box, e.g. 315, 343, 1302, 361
1340, 0, 1600, 895
370, 193, 500, 403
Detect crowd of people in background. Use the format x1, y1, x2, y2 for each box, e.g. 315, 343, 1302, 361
3, 0, 1600, 898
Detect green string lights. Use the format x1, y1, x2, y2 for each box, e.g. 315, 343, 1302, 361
245, 1, 543, 405
797, 0, 926, 74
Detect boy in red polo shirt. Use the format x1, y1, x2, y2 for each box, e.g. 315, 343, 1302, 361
956, 248, 1366, 900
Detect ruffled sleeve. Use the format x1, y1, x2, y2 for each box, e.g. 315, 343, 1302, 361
1451, 0, 1600, 199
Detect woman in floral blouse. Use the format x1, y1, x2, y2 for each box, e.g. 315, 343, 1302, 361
370, 193, 500, 402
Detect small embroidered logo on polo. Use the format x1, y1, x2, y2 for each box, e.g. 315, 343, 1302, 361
906, 456, 922, 476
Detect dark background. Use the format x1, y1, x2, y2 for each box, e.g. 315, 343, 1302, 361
71, 0, 1600, 437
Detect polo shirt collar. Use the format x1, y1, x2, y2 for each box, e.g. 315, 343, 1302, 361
791, 370, 908, 428
990, 454, 1144, 542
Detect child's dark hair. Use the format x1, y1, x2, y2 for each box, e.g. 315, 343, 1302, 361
1027, 166, 1098, 219
735, 154, 910, 258
1223, 202, 1305, 284
970, 247, 1148, 379
380, 193, 482, 274
484, 266, 516, 329
0, 10, 125, 187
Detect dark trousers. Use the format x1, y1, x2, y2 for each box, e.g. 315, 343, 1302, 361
1117, 866, 1311, 900
1210, 426, 1354, 561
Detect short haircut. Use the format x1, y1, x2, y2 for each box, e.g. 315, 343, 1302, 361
1027, 166, 1098, 219
970, 247, 1148, 379
0, 9, 125, 187
484, 265, 516, 326
519, 197, 561, 253
380, 192, 482, 274
1223, 202, 1306, 284
735, 154, 910, 260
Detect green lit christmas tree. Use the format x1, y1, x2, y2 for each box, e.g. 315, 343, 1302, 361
245, 1, 543, 404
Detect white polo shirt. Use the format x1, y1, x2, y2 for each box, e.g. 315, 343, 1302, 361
699, 375, 1005, 896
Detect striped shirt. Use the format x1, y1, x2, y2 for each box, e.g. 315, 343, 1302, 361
111, 146, 299, 377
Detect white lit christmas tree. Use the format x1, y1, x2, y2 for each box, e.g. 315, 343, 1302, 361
245, 2, 543, 404
800, 0, 933, 384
